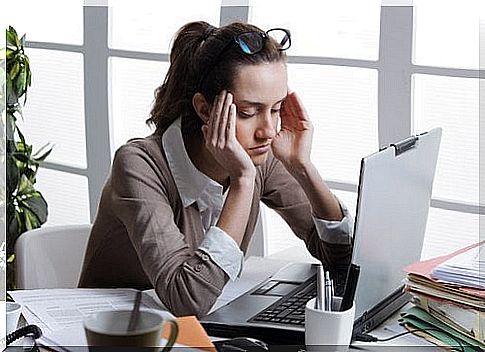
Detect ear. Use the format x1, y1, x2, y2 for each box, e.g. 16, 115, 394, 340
192, 93, 211, 124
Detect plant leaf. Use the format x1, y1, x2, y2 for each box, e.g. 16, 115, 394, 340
6, 27, 18, 47
33, 144, 53, 162
17, 174, 35, 195
7, 214, 20, 254
9, 61, 20, 82
22, 193, 48, 224
6, 155, 20, 195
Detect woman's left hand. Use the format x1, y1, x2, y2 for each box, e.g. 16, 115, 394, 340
271, 91, 314, 169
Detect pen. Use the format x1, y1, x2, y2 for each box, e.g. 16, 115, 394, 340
330, 279, 334, 311
340, 264, 360, 312
324, 271, 332, 312
315, 264, 324, 310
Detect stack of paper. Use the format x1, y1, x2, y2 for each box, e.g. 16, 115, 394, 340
431, 242, 484, 289
403, 241, 485, 350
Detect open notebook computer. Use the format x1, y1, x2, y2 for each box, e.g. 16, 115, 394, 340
201, 128, 442, 344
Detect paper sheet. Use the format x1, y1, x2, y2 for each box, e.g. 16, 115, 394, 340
8, 256, 291, 350
9, 288, 165, 332
431, 242, 485, 289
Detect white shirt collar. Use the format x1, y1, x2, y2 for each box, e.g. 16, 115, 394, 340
162, 118, 224, 210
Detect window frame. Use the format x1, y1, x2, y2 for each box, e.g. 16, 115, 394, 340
23, 3, 483, 257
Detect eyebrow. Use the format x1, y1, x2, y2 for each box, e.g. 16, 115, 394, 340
236, 96, 287, 107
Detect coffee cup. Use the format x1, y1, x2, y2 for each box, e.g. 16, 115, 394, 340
6, 302, 22, 335
84, 310, 178, 351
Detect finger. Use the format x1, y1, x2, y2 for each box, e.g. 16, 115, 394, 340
280, 94, 297, 129
201, 125, 209, 145
291, 91, 310, 121
217, 96, 231, 146
226, 103, 237, 141
209, 91, 226, 143
220, 91, 233, 124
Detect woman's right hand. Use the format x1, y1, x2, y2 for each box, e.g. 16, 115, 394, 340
201, 90, 256, 180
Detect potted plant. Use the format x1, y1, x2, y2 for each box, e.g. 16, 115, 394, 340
4, 26, 52, 289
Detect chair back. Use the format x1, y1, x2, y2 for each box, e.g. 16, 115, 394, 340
15, 224, 92, 289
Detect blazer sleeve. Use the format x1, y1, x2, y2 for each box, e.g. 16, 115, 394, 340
110, 144, 229, 318
260, 154, 353, 268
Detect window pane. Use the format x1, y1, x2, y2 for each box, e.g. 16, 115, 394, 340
7, 0, 83, 44
288, 65, 378, 184
414, 0, 484, 69
109, 0, 221, 53
19, 49, 87, 168
413, 74, 479, 204
251, 0, 381, 60
36, 168, 90, 226
421, 207, 479, 259
264, 190, 357, 257
109, 58, 168, 151
262, 203, 306, 257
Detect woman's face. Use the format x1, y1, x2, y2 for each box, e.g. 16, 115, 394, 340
231, 61, 288, 166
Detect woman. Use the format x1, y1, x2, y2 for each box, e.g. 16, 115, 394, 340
79, 21, 353, 318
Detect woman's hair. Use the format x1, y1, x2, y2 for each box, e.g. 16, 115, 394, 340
147, 21, 287, 136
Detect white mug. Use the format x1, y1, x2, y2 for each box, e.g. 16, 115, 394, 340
6, 302, 23, 335
305, 297, 355, 351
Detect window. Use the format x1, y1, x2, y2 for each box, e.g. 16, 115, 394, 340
15, 2, 482, 261
109, 58, 168, 150
109, 0, 221, 53
251, 0, 381, 60
8, 0, 83, 45
19, 49, 87, 169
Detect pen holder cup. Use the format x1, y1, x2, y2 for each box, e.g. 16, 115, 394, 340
305, 297, 355, 352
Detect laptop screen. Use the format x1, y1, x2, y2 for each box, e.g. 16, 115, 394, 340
351, 128, 441, 318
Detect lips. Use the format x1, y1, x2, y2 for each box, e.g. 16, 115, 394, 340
249, 144, 271, 154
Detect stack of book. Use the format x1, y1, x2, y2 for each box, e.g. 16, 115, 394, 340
403, 241, 484, 351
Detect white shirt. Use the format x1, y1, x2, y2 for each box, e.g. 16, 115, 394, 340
162, 118, 353, 281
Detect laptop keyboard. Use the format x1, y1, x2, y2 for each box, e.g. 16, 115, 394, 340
249, 269, 347, 327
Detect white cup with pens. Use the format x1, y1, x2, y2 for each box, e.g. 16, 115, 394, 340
305, 264, 360, 351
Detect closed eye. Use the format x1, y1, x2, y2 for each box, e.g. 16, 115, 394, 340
239, 111, 256, 118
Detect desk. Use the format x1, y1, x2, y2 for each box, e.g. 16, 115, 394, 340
7, 253, 437, 351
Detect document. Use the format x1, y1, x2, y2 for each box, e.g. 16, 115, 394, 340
431, 241, 484, 289
8, 256, 290, 350
9, 288, 164, 333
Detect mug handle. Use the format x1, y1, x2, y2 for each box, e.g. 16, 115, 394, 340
161, 318, 179, 352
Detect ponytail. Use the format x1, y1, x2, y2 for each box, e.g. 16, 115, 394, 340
147, 21, 210, 133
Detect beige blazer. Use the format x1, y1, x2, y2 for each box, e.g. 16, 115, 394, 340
78, 133, 352, 317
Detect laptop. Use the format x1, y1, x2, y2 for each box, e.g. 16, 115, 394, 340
201, 128, 442, 344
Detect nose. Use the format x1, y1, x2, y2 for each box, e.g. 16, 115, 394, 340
255, 111, 276, 140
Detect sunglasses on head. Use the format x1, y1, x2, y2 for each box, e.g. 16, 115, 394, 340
198, 28, 291, 90
234, 28, 291, 54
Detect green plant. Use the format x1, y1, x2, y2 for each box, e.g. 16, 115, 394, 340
4, 26, 52, 288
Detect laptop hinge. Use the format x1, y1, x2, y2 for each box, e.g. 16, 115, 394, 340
391, 136, 418, 156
